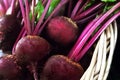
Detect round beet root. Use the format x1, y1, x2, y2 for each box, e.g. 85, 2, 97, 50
46, 16, 79, 46
0, 55, 22, 80
0, 14, 21, 52
14, 35, 51, 80
41, 55, 84, 80
14, 35, 51, 64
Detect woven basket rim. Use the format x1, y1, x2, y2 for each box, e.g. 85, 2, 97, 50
80, 20, 118, 80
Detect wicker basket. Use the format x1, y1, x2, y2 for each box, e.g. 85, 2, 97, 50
80, 20, 118, 80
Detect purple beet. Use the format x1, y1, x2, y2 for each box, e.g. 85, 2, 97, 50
0, 54, 22, 80
41, 55, 84, 80
46, 16, 79, 46
14, 35, 51, 80
14, 35, 51, 64
0, 14, 21, 52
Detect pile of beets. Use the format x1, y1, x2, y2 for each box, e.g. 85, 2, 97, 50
0, 0, 120, 80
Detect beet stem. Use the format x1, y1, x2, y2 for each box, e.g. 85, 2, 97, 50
42, 0, 47, 6
10, 0, 16, 13
19, 0, 28, 33
0, 4, 6, 15
75, 11, 120, 61
3, 0, 9, 10
69, 2, 120, 60
77, 0, 90, 14
6, 0, 16, 15
25, 0, 32, 34
71, 0, 83, 19
68, 0, 73, 17
17, 10, 21, 18
38, 0, 69, 34
76, 10, 101, 24
68, 15, 101, 58
0, 1, 6, 12
33, 0, 51, 35
31, 0, 36, 32
74, 3, 103, 20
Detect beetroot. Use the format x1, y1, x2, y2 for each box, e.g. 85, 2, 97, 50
11, 0, 53, 80
46, 16, 79, 46
14, 35, 51, 64
41, 55, 84, 80
0, 14, 21, 52
13, 35, 51, 80
0, 54, 22, 80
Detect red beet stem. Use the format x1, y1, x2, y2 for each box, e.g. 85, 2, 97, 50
71, 0, 83, 19
18, 0, 28, 33
0, 1, 6, 12
74, 15, 102, 45
33, 0, 51, 35
31, 0, 36, 32
74, 2, 103, 20
10, 0, 16, 13
69, 2, 120, 60
3, 0, 9, 10
76, 10, 101, 24
68, 15, 101, 58
77, 0, 90, 14
68, 0, 73, 17
38, 0, 69, 34
16, 10, 21, 18
6, 0, 17, 15
75, 11, 120, 62
25, 0, 32, 35
42, 0, 47, 6
0, 4, 6, 16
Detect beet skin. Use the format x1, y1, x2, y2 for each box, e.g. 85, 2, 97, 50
0, 55, 22, 80
0, 14, 21, 52
46, 16, 79, 46
14, 35, 51, 64
41, 55, 84, 80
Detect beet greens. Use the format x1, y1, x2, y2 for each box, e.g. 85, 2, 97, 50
68, 1, 120, 62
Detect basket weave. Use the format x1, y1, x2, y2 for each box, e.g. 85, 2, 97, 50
80, 20, 118, 80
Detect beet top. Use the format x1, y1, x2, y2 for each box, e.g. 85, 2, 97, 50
46, 16, 79, 46
41, 55, 84, 80
14, 35, 51, 64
